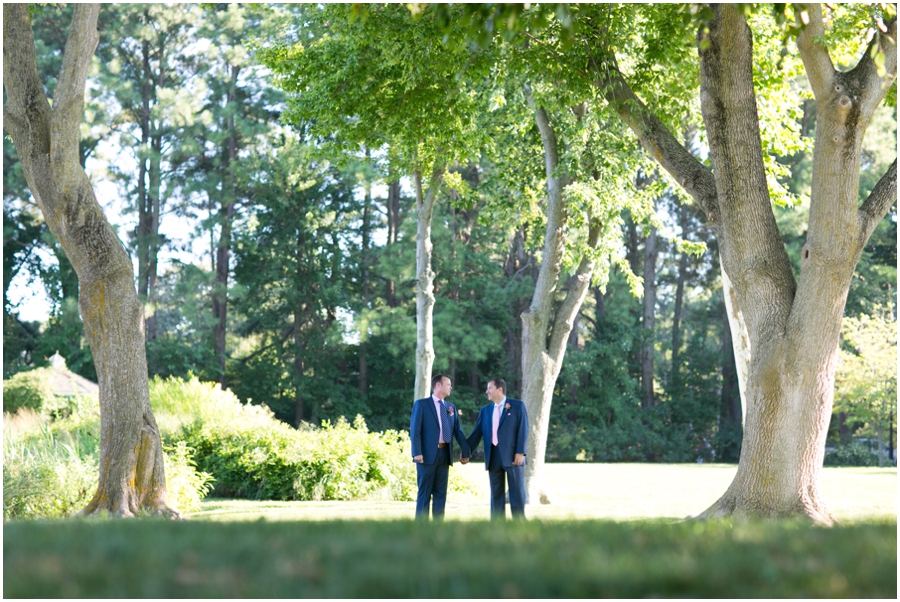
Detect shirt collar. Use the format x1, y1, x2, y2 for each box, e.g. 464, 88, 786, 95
494, 396, 507, 408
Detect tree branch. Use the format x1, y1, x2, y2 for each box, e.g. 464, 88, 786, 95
523, 84, 568, 331
853, 15, 898, 117
51, 4, 100, 169
795, 4, 835, 100
547, 216, 603, 364
3, 4, 52, 149
590, 48, 719, 226
858, 159, 897, 245
2, 106, 26, 141
700, 4, 796, 342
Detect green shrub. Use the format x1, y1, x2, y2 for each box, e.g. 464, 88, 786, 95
163, 441, 215, 513
149, 375, 473, 502
824, 444, 880, 467
2, 368, 96, 419
2, 368, 56, 414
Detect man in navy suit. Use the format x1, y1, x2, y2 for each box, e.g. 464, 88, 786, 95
410, 374, 471, 520
467, 377, 528, 519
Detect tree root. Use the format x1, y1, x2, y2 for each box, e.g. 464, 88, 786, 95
692, 495, 835, 526
77, 493, 184, 520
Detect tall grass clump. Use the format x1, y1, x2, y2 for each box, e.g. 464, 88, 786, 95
3, 409, 97, 520
150, 376, 473, 502
3, 400, 214, 520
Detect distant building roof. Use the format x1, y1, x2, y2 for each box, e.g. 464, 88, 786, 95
48, 352, 99, 397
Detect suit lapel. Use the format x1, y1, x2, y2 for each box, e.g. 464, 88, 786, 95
427, 397, 441, 428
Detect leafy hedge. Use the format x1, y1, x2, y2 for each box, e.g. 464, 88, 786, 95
824, 444, 881, 467
150, 376, 469, 502
4, 374, 472, 519
2, 367, 96, 418
3, 368, 58, 414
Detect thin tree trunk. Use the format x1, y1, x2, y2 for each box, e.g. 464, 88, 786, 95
720, 258, 750, 426
623, 213, 642, 373
876, 423, 884, 469
145, 132, 162, 341
594, 286, 606, 324
640, 225, 658, 408
386, 178, 401, 308
520, 88, 605, 505
359, 149, 372, 396
294, 306, 305, 426
3, 3, 178, 517
135, 35, 151, 304
718, 299, 743, 462
671, 204, 689, 376
412, 163, 445, 401
212, 65, 240, 390
504, 226, 528, 393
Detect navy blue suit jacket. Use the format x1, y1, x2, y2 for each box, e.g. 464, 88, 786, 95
410, 397, 471, 465
468, 398, 528, 469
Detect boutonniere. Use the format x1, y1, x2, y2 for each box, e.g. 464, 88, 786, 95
504, 402, 511, 411
446, 406, 454, 416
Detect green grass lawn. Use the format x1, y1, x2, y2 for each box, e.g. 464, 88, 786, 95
4, 518, 895, 597
4, 464, 896, 598
190, 462, 898, 523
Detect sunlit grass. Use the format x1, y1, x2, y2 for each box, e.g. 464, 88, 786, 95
188, 462, 897, 523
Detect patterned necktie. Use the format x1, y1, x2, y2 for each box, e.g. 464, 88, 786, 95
492, 403, 500, 446
439, 400, 452, 444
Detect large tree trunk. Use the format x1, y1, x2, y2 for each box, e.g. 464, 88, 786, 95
693, 5, 897, 523
412, 164, 445, 400
3, 3, 178, 517
597, 4, 896, 522
640, 225, 658, 408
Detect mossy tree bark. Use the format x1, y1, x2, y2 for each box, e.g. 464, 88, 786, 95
3, 3, 179, 518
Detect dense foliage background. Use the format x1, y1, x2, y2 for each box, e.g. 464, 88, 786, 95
4, 3, 896, 479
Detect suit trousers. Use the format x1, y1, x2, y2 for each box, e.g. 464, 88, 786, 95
416, 446, 450, 520
488, 444, 526, 519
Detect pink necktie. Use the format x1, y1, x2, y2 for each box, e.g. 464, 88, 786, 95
492, 403, 500, 446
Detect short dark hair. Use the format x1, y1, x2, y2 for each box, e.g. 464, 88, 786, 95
490, 378, 507, 394
431, 374, 448, 390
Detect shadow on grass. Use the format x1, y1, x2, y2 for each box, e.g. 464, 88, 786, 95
3, 517, 896, 598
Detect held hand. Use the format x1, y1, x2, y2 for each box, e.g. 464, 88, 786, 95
413, 455, 424, 464
514, 453, 525, 466
460, 457, 469, 464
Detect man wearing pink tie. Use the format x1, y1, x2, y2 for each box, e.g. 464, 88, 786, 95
467, 378, 528, 519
